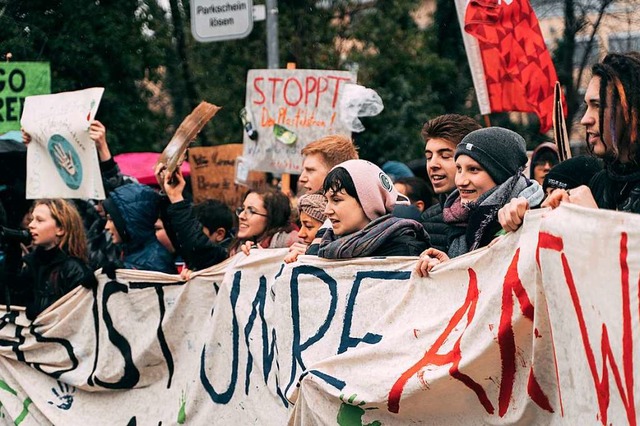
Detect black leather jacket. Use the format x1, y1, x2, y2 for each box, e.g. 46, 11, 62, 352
17, 247, 97, 320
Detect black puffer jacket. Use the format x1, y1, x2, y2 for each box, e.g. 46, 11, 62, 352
17, 247, 97, 320
160, 200, 228, 271
419, 195, 449, 253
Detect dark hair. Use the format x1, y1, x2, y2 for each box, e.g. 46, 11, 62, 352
421, 114, 482, 145
394, 177, 433, 206
230, 189, 293, 253
591, 52, 640, 163
193, 199, 233, 234
322, 167, 360, 203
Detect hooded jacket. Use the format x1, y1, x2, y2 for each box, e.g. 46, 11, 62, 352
103, 183, 176, 274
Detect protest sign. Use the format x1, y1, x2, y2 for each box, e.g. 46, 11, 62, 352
20, 88, 105, 200
0, 62, 50, 133
0, 205, 636, 424
242, 69, 356, 174
188, 145, 266, 208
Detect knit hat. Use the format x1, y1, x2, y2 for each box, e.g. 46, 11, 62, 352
297, 193, 328, 223
543, 156, 603, 192
455, 127, 528, 185
334, 159, 410, 221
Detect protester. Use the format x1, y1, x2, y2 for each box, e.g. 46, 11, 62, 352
102, 183, 176, 274
8, 199, 97, 320
298, 135, 359, 193
499, 51, 640, 232
542, 156, 602, 198
230, 189, 298, 256
416, 127, 543, 276
529, 142, 560, 186
284, 193, 327, 264
420, 114, 482, 252
394, 176, 433, 213
317, 159, 430, 259
22, 121, 136, 270
156, 166, 229, 279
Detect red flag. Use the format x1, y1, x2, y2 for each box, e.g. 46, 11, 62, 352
456, 0, 562, 133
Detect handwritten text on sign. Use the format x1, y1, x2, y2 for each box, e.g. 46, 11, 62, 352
188, 144, 266, 209
242, 69, 356, 174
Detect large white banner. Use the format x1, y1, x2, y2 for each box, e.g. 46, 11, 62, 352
20, 88, 105, 200
0, 204, 636, 424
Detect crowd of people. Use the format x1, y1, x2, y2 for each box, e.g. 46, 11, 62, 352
1, 51, 639, 321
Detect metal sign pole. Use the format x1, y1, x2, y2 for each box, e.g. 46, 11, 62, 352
266, 0, 279, 69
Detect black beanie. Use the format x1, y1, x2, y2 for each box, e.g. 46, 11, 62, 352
455, 127, 528, 185
543, 156, 603, 192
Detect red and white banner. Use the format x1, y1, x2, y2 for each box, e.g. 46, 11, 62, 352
454, 0, 562, 133
0, 205, 636, 424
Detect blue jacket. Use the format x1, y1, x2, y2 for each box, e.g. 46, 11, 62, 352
105, 183, 176, 274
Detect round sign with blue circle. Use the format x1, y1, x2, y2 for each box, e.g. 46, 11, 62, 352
47, 134, 83, 190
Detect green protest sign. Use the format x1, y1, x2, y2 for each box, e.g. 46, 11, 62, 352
0, 62, 51, 133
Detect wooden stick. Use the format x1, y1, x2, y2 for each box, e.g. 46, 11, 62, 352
279, 62, 297, 195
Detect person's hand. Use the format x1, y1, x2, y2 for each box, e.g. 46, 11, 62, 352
89, 120, 111, 161
566, 185, 598, 208
21, 129, 32, 145
541, 188, 569, 209
415, 248, 450, 278
163, 167, 185, 203
241, 241, 258, 256
498, 197, 530, 233
180, 268, 193, 281
284, 242, 308, 264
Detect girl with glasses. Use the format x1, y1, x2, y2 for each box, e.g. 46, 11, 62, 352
229, 189, 298, 256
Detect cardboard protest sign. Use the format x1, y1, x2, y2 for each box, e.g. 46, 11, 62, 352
188, 145, 266, 208
0, 62, 50, 133
0, 205, 636, 425
21, 88, 105, 200
242, 69, 356, 174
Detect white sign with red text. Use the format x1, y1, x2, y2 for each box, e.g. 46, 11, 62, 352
242, 69, 356, 174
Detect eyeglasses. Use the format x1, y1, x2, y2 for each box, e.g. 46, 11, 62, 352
235, 206, 268, 218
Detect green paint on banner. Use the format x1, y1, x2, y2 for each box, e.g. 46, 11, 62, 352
177, 390, 186, 424
337, 394, 381, 426
14, 397, 32, 425
0, 380, 17, 396
0, 62, 51, 133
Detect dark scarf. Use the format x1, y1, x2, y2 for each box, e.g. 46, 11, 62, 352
590, 161, 640, 213
318, 215, 427, 259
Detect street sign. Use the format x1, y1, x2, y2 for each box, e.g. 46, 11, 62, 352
191, 0, 253, 42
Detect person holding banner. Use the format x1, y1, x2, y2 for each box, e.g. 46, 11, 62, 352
499, 52, 640, 232
231, 189, 298, 256
416, 127, 544, 276
284, 192, 327, 264
420, 114, 482, 253
9, 199, 97, 320
317, 159, 430, 259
